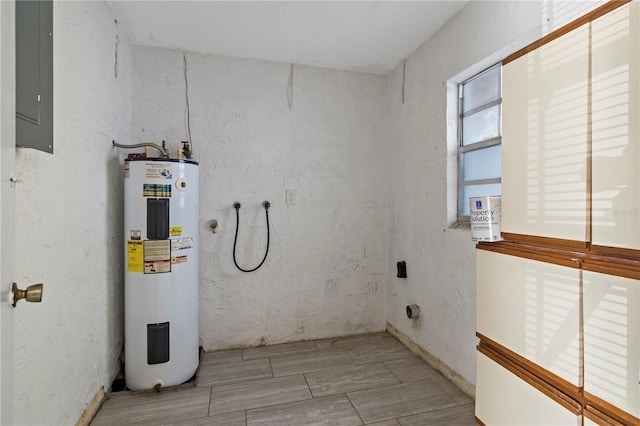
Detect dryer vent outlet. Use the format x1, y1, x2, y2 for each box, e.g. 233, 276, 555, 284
406, 304, 420, 320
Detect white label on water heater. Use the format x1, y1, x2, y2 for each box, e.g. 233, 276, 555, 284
171, 237, 193, 251
145, 163, 173, 179
144, 240, 171, 260
143, 240, 171, 274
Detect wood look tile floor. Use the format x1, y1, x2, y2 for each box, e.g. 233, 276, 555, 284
91, 332, 475, 426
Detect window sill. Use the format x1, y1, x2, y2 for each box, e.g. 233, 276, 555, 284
448, 221, 471, 229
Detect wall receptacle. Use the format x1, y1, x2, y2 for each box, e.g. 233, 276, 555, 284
397, 261, 407, 278
286, 189, 296, 205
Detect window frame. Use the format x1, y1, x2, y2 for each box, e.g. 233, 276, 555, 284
457, 63, 502, 223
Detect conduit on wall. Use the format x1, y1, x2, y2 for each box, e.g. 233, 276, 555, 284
402, 59, 407, 105
287, 63, 294, 109
183, 51, 193, 152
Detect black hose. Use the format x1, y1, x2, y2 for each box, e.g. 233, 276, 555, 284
232, 203, 270, 272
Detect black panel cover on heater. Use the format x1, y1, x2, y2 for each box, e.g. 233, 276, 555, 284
147, 322, 170, 365
147, 198, 169, 240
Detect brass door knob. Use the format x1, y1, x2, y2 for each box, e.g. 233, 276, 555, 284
12, 283, 43, 307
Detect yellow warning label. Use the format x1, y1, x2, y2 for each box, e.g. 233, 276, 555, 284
127, 240, 144, 273
170, 226, 182, 236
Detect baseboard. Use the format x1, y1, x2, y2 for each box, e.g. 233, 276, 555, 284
75, 386, 106, 426
386, 321, 475, 399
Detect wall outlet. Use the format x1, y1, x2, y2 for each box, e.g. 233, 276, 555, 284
286, 189, 296, 205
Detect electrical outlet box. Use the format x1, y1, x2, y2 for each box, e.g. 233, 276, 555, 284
286, 189, 296, 205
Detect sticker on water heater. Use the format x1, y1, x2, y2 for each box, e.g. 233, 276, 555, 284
143, 184, 171, 197
124, 162, 130, 179
143, 240, 171, 274
145, 163, 173, 179
144, 240, 171, 261
171, 237, 193, 251
171, 255, 188, 264
144, 260, 171, 274
127, 240, 144, 273
169, 226, 182, 236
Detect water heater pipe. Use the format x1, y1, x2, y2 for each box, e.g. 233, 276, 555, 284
112, 140, 169, 158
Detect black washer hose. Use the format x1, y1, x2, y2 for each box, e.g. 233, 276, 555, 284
232, 201, 270, 272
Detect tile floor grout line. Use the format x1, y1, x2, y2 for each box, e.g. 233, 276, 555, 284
344, 348, 358, 362
243, 393, 319, 418
209, 375, 314, 418
243, 393, 367, 425
381, 360, 405, 383
208, 371, 292, 392
303, 362, 405, 399
344, 391, 366, 425
301, 370, 315, 399
267, 356, 274, 378
311, 378, 406, 400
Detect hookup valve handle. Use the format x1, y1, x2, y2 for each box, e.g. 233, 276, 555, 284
233, 201, 269, 210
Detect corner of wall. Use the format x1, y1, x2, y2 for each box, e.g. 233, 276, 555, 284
12, 2, 132, 424
387, 321, 475, 399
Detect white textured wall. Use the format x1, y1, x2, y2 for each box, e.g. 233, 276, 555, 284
385, 0, 606, 386
0, 1, 16, 424
7, 2, 611, 422
13, 1, 131, 424
132, 47, 388, 350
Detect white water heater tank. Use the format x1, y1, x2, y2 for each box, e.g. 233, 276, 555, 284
123, 158, 199, 391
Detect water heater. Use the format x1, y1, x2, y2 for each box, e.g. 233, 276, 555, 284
123, 157, 199, 391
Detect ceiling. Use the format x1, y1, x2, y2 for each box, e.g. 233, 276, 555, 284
106, 1, 469, 75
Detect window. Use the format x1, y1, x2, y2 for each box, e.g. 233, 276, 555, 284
457, 64, 502, 222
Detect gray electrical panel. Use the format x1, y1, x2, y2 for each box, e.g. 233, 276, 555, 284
16, 0, 53, 154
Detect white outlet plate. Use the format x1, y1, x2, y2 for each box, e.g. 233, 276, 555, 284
286, 189, 296, 205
